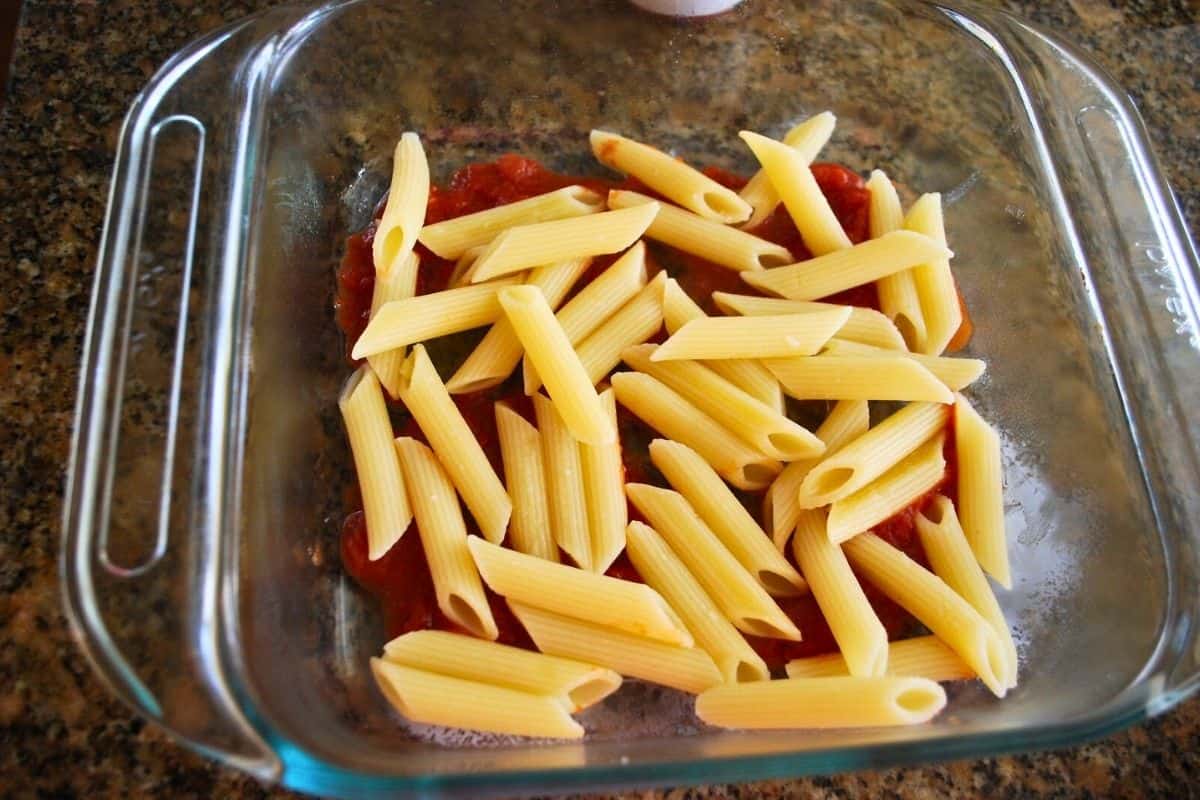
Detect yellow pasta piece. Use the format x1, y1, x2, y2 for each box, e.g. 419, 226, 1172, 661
842, 532, 1008, 696
382, 630, 620, 712
626, 521, 769, 683
784, 635, 973, 681
351, 276, 522, 359
607, 189, 791, 271
826, 433, 947, 544
419, 185, 605, 259
651, 310, 850, 361
954, 394, 1011, 588
366, 250, 420, 398
500, 286, 616, 446
739, 130, 850, 256
523, 242, 647, 394
764, 399, 869, 551
712, 292, 907, 351
868, 170, 927, 352
695, 676, 946, 729
764, 355, 954, 404
373, 132, 429, 273
649, 439, 806, 596
445, 245, 485, 289
591, 130, 751, 223
741, 230, 951, 302
494, 403, 558, 562
394, 437, 497, 640
582, 389, 626, 572
467, 537, 693, 647
799, 402, 949, 508
470, 204, 658, 283
823, 338, 985, 391
791, 509, 887, 677
338, 366, 412, 560
510, 601, 722, 695
394, 345, 511, 543
623, 344, 824, 461
446, 257, 591, 394
571, 271, 668, 387
739, 112, 837, 230
626, 484, 801, 641
661, 280, 784, 412
916, 495, 1018, 687
371, 659, 583, 739
904, 193, 963, 355
533, 393, 590, 570
610, 371, 780, 491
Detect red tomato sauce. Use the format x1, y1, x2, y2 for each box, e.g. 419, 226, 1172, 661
335, 154, 963, 670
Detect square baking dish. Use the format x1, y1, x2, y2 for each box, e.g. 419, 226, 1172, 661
62, 0, 1200, 796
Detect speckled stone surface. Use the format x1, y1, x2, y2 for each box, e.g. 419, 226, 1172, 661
1, 0, 1198, 798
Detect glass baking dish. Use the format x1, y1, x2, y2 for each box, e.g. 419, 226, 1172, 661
61, 0, 1200, 796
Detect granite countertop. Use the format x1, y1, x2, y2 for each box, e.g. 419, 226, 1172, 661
1, 0, 1197, 797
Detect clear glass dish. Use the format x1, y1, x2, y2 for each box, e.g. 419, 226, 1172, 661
61, 0, 1200, 797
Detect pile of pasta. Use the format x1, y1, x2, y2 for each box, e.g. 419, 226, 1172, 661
340, 115, 1015, 739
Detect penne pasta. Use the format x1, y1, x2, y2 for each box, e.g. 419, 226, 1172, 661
790, 509, 887, 677
822, 338, 986, 391
764, 399, 869, 551
626, 484, 801, 640
510, 602, 723, 695
446, 245, 485, 289
500, 286, 616, 446
571, 271, 668, 386
581, 389, 627, 572
954, 394, 1011, 588
366, 250, 421, 398
610, 371, 781, 491
351, 276, 522, 359
784, 635, 973, 681
904, 192, 963, 355
799, 402, 950, 508
626, 521, 770, 683
394, 345, 512, 543
649, 439, 806, 596
651, 310, 850, 361
738, 130, 851, 256
418, 185, 606, 259
533, 393, 591, 570
695, 676, 947, 729
868, 170, 927, 352
338, 366, 412, 560
739, 112, 837, 230
494, 403, 558, 562
607, 189, 792, 271
740, 230, 951, 302
446, 257, 591, 393
523, 243, 647, 394
661, 280, 784, 412
712, 292, 907, 351
916, 495, 1018, 687
470, 203, 658, 283
591, 130, 751, 223
382, 630, 621, 712
842, 532, 1008, 696
825, 433, 946, 544
373, 132, 429, 274
371, 659, 583, 739
467, 537, 693, 647
394, 437, 498, 640
623, 344, 824, 461
764, 355, 954, 404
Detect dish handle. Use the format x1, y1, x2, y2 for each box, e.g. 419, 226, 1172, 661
60, 13, 288, 779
